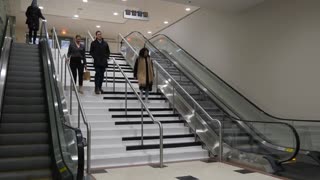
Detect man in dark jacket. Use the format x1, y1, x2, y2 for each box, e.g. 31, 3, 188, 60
90, 31, 110, 94
25, 0, 45, 44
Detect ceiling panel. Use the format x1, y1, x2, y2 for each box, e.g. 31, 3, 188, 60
161, 0, 265, 12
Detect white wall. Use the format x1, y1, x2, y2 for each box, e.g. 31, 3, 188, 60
160, 0, 320, 120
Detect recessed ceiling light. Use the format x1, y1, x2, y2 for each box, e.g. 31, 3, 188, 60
113, 12, 119, 16
185, 7, 191, 11
74, 14, 79, 18
164, 21, 169, 24
96, 25, 101, 28
83, 0, 88, 2
61, 30, 67, 35
122, 0, 127, 1
39, 6, 44, 10
147, 31, 152, 34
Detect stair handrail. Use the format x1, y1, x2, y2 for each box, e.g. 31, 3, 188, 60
111, 57, 164, 168
51, 27, 92, 174
87, 31, 165, 167
119, 33, 224, 161
0, 16, 15, 121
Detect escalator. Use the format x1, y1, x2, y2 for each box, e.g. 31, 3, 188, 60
120, 32, 320, 180
0, 17, 85, 180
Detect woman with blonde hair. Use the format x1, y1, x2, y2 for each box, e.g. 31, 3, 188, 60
134, 48, 154, 102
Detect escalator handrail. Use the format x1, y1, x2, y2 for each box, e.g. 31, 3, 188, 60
149, 33, 320, 122
53, 27, 92, 174
228, 116, 300, 164
153, 43, 300, 164
123, 31, 301, 164
40, 20, 79, 179
0, 16, 14, 121
63, 124, 85, 180
40, 37, 73, 179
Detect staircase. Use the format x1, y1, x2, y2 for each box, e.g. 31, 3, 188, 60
0, 43, 52, 179
68, 52, 209, 168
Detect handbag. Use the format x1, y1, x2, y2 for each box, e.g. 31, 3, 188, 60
83, 70, 91, 81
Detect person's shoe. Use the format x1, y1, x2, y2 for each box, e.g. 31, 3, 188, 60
95, 88, 100, 95
100, 88, 105, 94
28, 41, 32, 45
79, 86, 84, 94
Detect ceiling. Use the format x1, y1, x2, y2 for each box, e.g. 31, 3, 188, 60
162, 0, 265, 12
7, 0, 265, 40
8, 0, 199, 40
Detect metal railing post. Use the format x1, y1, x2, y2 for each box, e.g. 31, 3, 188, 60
70, 78, 72, 115
172, 88, 175, 113
64, 60, 67, 90
60, 55, 63, 83
105, 68, 108, 88
141, 99, 144, 146
58, 50, 60, 74
125, 81, 128, 116
158, 123, 163, 168
155, 68, 159, 92
113, 59, 115, 92
78, 104, 80, 128
87, 130, 91, 173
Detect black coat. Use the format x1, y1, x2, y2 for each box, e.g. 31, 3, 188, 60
90, 39, 110, 68
25, 6, 45, 31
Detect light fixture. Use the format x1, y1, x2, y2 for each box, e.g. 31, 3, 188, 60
185, 7, 191, 11
74, 14, 79, 18
113, 12, 119, 16
96, 25, 101, 28
61, 30, 67, 35
39, 6, 44, 10
147, 31, 152, 34
164, 21, 169, 24
122, 0, 127, 1
83, 0, 88, 2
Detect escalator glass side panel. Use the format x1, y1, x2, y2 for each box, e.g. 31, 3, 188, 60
149, 34, 320, 152
121, 32, 300, 164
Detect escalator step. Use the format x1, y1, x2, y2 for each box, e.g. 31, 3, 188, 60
11, 47, 39, 53
0, 156, 51, 172
6, 76, 43, 83
2, 114, 48, 122
12, 43, 38, 49
6, 82, 44, 90
0, 168, 51, 180
0, 123, 48, 133
3, 97, 46, 106
2, 105, 47, 114
10, 56, 40, 62
8, 65, 41, 72
4, 89, 45, 97
7, 71, 42, 77
0, 133, 49, 145
11, 51, 39, 57
0, 144, 50, 158
9, 61, 41, 67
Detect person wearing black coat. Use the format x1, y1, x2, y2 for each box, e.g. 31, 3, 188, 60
90, 31, 110, 94
25, 0, 45, 44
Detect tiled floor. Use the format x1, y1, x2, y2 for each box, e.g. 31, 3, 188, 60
91, 161, 280, 180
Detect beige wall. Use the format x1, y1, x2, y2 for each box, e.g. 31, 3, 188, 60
160, 0, 320, 120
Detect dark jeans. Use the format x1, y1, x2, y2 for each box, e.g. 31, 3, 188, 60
94, 66, 106, 90
28, 29, 37, 44
70, 59, 84, 86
